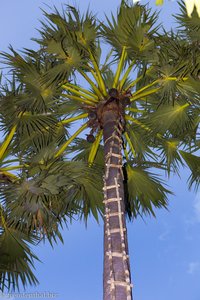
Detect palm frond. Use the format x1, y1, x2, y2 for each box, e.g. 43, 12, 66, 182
125, 163, 170, 219
0, 207, 39, 291
1, 160, 82, 244
34, 5, 99, 86
179, 150, 200, 190
68, 138, 104, 166
101, 2, 159, 61
58, 161, 104, 222
144, 103, 194, 136
175, 1, 200, 42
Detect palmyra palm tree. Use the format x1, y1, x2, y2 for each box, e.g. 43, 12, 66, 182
0, 1, 199, 299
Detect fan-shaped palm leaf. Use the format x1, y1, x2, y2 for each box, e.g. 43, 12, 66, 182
0, 207, 39, 291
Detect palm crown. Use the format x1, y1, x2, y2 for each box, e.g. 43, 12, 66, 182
0, 0, 199, 296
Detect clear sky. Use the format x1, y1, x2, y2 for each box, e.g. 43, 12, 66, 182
0, 1, 200, 300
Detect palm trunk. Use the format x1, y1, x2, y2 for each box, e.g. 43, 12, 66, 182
102, 101, 133, 300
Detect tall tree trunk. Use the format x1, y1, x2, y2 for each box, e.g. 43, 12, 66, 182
102, 101, 133, 300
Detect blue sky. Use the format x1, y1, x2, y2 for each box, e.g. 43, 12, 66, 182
0, 1, 200, 300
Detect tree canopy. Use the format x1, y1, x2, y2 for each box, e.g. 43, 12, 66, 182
0, 0, 199, 293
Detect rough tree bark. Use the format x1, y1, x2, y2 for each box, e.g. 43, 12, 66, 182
102, 100, 133, 300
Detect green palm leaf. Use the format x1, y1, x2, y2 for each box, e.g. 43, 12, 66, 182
179, 150, 200, 190
176, 1, 200, 42
0, 208, 39, 291
101, 2, 159, 60
125, 164, 170, 218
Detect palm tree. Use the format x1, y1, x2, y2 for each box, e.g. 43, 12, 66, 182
0, 1, 199, 298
